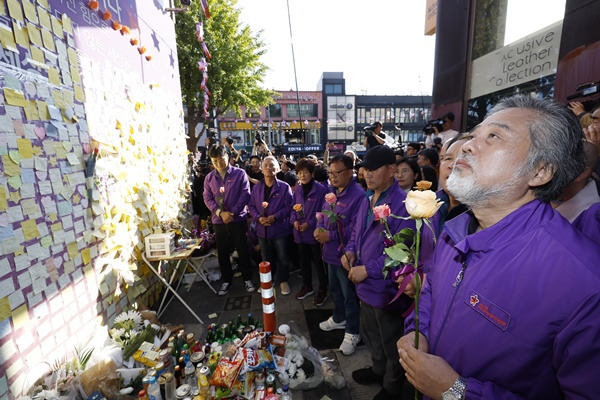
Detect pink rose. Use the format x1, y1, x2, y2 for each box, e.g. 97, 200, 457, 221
219, 186, 225, 194
262, 201, 269, 209
315, 212, 323, 220
325, 193, 337, 205
373, 204, 391, 220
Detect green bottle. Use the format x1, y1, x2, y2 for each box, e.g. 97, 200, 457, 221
236, 314, 243, 328
247, 313, 254, 327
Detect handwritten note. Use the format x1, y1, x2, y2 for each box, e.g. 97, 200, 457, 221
4, 88, 27, 107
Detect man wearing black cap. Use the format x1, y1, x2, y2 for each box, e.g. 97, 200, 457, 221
342, 145, 432, 399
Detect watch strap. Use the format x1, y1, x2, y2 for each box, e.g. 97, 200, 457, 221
442, 376, 467, 400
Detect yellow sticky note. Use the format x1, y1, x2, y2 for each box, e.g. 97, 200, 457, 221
17, 138, 34, 159
36, 100, 49, 120
12, 304, 29, 330
55, 145, 66, 159
37, 0, 48, 9
22, 0, 38, 23
52, 89, 65, 109
67, 48, 77, 66
50, 222, 62, 232
1, 156, 20, 176
6, 0, 24, 23
26, 22, 42, 47
0, 297, 11, 321
41, 28, 55, 52
70, 65, 80, 84
24, 100, 39, 120
47, 66, 60, 86
82, 248, 91, 265
0, 0, 5, 16
67, 241, 78, 259
51, 15, 63, 38
13, 24, 30, 50
63, 90, 74, 107
62, 14, 72, 35
37, 6, 50, 30
0, 187, 7, 211
4, 88, 27, 107
40, 236, 52, 247
74, 84, 84, 102
22, 219, 40, 240
0, 25, 17, 52
30, 45, 44, 64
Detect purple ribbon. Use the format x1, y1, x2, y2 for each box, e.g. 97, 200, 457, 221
388, 263, 424, 317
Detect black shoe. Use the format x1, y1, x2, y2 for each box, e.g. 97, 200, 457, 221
352, 366, 383, 385
374, 387, 398, 400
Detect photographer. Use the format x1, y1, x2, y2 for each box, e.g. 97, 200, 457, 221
252, 133, 272, 159
424, 112, 458, 147
363, 121, 387, 150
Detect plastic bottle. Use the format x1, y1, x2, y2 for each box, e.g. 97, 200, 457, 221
184, 359, 197, 390
281, 384, 292, 400
147, 375, 162, 400
163, 373, 176, 400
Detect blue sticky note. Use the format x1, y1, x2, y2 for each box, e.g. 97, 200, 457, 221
0, 226, 13, 240
59, 160, 71, 174
21, 168, 35, 184
45, 122, 58, 138
0, 318, 11, 339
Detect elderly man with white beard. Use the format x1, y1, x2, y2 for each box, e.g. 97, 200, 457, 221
396, 95, 600, 400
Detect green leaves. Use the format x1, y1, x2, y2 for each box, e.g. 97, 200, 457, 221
384, 242, 412, 264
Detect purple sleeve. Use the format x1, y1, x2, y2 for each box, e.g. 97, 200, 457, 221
202, 174, 219, 213
248, 184, 261, 220
274, 184, 293, 222
229, 170, 251, 215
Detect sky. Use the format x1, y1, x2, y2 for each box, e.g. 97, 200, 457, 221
237, 0, 436, 96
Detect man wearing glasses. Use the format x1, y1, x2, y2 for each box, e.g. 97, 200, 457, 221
314, 154, 366, 356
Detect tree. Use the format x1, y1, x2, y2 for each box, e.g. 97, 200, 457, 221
175, 0, 276, 152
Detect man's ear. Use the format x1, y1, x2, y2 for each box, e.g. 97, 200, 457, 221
528, 163, 554, 188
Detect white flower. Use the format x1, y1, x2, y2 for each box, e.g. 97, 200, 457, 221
114, 310, 143, 331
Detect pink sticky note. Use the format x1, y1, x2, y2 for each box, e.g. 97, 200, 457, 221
83, 143, 91, 154
34, 126, 46, 140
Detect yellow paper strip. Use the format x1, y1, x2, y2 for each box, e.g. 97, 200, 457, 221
4, 88, 27, 107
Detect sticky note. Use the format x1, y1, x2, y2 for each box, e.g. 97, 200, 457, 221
62, 14, 72, 35
13, 24, 30, 50
1, 155, 20, 176
6, 0, 24, 23
0, 297, 10, 321
30, 46, 45, 65
22, 0, 37, 23
0, 25, 17, 52
67, 241, 78, 259
73, 85, 84, 102
51, 15, 62, 38
17, 138, 33, 159
67, 48, 77, 66
0, 187, 7, 211
12, 304, 29, 330
37, 0, 48, 9
26, 22, 42, 47
22, 219, 40, 240
47, 67, 60, 86
36, 100, 49, 120
4, 88, 27, 107
52, 89, 65, 109
37, 6, 50, 30
70, 65, 80, 84
41, 28, 55, 52
24, 101, 40, 120
82, 248, 91, 265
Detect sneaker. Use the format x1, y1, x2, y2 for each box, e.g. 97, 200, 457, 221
280, 282, 291, 295
244, 280, 255, 292
313, 290, 327, 306
295, 286, 314, 300
352, 366, 383, 385
339, 333, 361, 355
373, 388, 397, 400
319, 317, 346, 332
218, 282, 232, 296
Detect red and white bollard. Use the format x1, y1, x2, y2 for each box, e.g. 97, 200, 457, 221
259, 261, 276, 333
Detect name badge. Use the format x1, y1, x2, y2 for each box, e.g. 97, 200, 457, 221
465, 290, 510, 331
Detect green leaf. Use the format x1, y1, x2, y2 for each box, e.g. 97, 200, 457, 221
384, 257, 399, 268
423, 218, 437, 245
384, 244, 411, 263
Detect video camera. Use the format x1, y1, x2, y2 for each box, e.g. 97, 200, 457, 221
363, 123, 378, 136
566, 81, 600, 101
422, 118, 445, 135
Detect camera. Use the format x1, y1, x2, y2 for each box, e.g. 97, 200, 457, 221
567, 81, 600, 100
422, 118, 445, 135
255, 133, 265, 145
363, 123, 377, 136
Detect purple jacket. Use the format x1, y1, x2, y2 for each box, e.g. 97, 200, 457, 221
405, 200, 600, 399
320, 179, 367, 265
290, 180, 328, 244
248, 179, 293, 239
572, 202, 600, 244
345, 182, 436, 310
203, 165, 250, 225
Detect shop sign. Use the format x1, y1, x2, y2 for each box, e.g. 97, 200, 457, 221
284, 144, 323, 154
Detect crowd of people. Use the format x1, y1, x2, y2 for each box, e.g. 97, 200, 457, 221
188, 95, 600, 400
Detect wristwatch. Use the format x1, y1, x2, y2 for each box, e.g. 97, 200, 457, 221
441, 376, 467, 400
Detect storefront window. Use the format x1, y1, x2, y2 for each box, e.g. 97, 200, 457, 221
286, 104, 318, 118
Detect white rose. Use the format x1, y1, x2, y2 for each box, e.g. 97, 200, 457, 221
404, 189, 443, 219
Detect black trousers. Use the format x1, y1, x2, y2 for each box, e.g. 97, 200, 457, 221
213, 221, 252, 282
298, 242, 328, 291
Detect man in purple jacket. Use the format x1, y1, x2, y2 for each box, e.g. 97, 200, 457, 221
203, 145, 254, 295
397, 95, 600, 399
342, 145, 427, 400
314, 154, 366, 356
248, 156, 294, 295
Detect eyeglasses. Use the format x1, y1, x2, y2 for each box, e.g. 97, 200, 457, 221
329, 168, 349, 178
